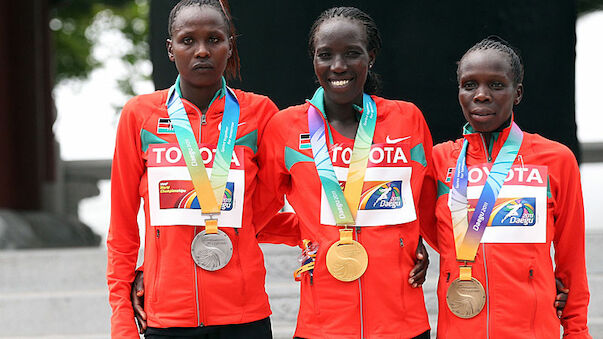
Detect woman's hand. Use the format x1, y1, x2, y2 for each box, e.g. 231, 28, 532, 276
409, 237, 429, 288
131, 271, 147, 334
555, 278, 569, 318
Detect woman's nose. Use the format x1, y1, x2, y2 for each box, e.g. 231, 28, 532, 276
330, 54, 347, 73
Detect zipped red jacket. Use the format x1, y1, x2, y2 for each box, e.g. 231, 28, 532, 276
425, 122, 591, 338
107, 87, 280, 338
255, 96, 435, 338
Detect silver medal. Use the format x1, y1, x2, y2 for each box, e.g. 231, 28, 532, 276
191, 229, 233, 271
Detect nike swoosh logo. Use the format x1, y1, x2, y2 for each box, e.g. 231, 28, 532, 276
218, 121, 246, 131
386, 136, 411, 144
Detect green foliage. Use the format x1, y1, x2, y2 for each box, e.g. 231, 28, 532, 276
50, 0, 150, 96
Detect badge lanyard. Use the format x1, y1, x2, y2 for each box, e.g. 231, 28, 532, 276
166, 76, 240, 233
307, 87, 377, 227
448, 122, 523, 280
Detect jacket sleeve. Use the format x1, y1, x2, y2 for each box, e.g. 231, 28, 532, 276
106, 97, 145, 338
254, 111, 300, 246
410, 103, 439, 251
552, 148, 591, 338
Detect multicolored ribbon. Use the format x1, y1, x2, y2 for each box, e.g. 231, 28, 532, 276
307, 87, 377, 225
166, 76, 240, 221
449, 122, 523, 261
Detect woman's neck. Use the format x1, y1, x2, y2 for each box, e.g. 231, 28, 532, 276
324, 96, 362, 139
180, 80, 221, 113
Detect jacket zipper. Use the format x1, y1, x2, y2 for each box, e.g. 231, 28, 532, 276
479, 134, 492, 162
355, 226, 365, 338
196, 108, 206, 327
479, 135, 492, 339
193, 226, 203, 327
152, 228, 162, 301
482, 243, 490, 339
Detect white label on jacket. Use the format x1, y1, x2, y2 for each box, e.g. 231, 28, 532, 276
319, 142, 417, 226
467, 164, 548, 243
147, 143, 245, 227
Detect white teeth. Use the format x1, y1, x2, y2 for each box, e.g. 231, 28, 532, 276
330, 80, 350, 87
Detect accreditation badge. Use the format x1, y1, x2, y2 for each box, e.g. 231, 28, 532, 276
466, 164, 548, 243
319, 142, 416, 226
147, 143, 245, 227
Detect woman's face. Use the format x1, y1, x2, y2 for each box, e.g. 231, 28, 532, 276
312, 18, 375, 106
167, 5, 231, 89
458, 49, 523, 133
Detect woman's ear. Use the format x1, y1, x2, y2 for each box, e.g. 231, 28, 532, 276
514, 83, 524, 105
228, 36, 233, 58
166, 39, 175, 62
368, 49, 376, 69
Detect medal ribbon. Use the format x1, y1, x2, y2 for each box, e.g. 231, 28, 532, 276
166, 76, 240, 231
307, 87, 377, 225
449, 122, 523, 263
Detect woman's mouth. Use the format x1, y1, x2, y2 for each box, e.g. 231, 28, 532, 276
329, 79, 351, 88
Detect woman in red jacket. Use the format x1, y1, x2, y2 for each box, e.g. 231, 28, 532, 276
255, 7, 434, 338
106, 1, 289, 338
425, 36, 591, 338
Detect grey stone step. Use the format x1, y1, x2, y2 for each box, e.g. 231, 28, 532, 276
0, 289, 110, 337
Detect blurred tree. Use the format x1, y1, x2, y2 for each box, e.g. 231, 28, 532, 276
49, 0, 149, 96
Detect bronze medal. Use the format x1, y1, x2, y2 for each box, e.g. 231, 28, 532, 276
326, 229, 368, 282
446, 277, 486, 318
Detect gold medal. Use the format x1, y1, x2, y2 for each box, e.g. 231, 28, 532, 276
446, 277, 486, 318
326, 229, 368, 282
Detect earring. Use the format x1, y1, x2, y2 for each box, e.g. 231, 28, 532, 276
369, 63, 374, 69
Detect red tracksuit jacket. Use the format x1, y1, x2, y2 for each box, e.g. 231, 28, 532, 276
255, 96, 435, 338
107, 87, 280, 338
424, 122, 591, 338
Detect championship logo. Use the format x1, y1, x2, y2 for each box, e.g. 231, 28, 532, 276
359, 181, 403, 210
159, 181, 234, 211
489, 198, 536, 226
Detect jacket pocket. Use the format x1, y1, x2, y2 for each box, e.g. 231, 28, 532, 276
230, 229, 246, 308
397, 234, 409, 312
150, 227, 162, 302
528, 264, 537, 338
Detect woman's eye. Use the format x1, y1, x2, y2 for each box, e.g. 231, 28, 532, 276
317, 52, 331, 59
209, 36, 220, 43
183, 37, 193, 45
490, 82, 504, 89
462, 82, 476, 90
346, 50, 361, 57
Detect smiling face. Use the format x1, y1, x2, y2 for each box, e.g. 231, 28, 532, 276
312, 18, 375, 106
458, 49, 523, 133
166, 5, 232, 90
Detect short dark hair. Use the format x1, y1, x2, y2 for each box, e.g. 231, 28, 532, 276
458, 36, 524, 85
168, 0, 240, 80
308, 7, 383, 95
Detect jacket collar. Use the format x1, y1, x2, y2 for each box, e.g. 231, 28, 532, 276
462, 114, 515, 160
175, 76, 227, 117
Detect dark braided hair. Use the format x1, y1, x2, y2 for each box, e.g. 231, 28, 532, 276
308, 7, 383, 95
457, 36, 524, 86
168, 0, 241, 80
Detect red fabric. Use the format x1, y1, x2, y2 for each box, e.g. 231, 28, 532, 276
255, 97, 435, 338
107, 88, 282, 338
430, 125, 591, 338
